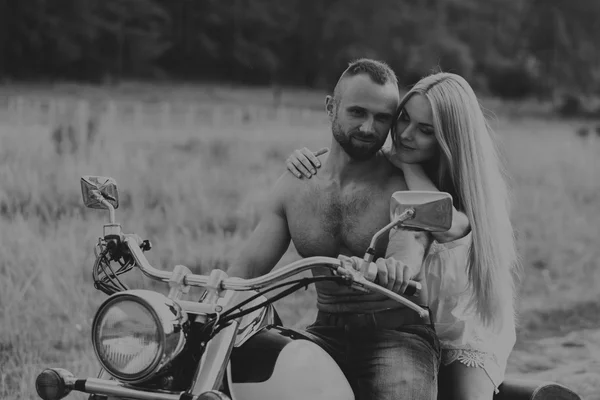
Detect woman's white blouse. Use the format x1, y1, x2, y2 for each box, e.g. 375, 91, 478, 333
423, 231, 516, 392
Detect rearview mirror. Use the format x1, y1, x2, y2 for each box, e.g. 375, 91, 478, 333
80, 176, 119, 210
390, 191, 452, 232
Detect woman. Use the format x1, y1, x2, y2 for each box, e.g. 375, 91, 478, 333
284, 72, 520, 400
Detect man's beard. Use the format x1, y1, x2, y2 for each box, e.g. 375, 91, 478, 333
332, 118, 385, 161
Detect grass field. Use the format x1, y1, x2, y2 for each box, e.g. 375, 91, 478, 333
0, 83, 599, 399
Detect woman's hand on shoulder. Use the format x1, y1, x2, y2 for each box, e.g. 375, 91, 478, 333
381, 143, 413, 173
286, 147, 328, 179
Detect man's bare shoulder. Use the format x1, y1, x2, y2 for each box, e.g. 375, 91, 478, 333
263, 171, 307, 212
274, 169, 309, 194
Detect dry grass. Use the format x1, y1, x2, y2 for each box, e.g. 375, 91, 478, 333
0, 84, 599, 399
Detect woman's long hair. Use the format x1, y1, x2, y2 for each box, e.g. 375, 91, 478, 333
393, 72, 520, 329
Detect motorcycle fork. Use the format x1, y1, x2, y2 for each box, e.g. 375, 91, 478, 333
186, 288, 247, 396
187, 320, 239, 395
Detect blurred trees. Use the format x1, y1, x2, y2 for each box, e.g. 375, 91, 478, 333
0, 0, 170, 80
1, 0, 599, 99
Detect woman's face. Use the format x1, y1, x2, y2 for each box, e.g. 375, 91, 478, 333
394, 94, 438, 164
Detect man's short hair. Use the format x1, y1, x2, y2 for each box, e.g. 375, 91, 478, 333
333, 58, 398, 98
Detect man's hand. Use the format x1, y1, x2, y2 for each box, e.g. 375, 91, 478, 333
339, 255, 416, 295
373, 257, 415, 295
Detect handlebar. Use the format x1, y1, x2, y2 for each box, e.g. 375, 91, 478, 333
123, 234, 429, 319
125, 235, 176, 283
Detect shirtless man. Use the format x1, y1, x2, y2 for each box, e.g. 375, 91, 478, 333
227, 59, 440, 400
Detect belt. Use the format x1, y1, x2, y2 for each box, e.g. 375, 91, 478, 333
315, 307, 432, 331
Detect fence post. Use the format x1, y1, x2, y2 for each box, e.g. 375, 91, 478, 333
213, 105, 223, 127
105, 100, 118, 134
75, 100, 90, 150
133, 101, 144, 134
160, 102, 171, 129
15, 96, 25, 129
185, 104, 196, 132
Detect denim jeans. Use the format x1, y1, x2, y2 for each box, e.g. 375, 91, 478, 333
304, 310, 441, 400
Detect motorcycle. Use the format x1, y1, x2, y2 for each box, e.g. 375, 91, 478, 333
35, 175, 581, 400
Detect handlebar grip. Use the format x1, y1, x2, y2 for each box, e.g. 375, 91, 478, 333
403, 281, 421, 297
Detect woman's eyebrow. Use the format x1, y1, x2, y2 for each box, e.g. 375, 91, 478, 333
403, 108, 433, 128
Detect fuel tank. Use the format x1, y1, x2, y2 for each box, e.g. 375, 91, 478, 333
227, 326, 354, 400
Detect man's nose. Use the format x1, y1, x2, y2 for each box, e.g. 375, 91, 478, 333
360, 116, 375, 134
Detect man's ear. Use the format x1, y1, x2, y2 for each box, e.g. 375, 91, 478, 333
325, 95, 335, 121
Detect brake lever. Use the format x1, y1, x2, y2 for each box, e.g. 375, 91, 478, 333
333, 260, 371, 294
335, 258, 422, 297
338, 256, 423, 296
335, 260, 429, 319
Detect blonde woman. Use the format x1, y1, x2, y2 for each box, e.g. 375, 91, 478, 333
284, 72, 520, 400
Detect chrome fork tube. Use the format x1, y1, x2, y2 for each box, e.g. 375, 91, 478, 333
188, 320, 239, 395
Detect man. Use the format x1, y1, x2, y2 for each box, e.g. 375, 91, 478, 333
227, 58, 439, 400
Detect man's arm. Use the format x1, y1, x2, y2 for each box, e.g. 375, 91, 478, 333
226, 173, 292, 279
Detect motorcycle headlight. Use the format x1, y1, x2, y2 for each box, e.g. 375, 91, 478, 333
92, 290, 187, 383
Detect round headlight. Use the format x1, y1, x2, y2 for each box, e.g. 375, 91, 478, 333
92, 290, 187, 383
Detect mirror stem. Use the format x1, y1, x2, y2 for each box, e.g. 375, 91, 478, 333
91, 190, 116, 225
101, 199, 116, 225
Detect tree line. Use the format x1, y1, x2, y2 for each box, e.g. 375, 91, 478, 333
1, 0, 599, 100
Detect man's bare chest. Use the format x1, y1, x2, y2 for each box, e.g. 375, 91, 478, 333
285, 180, 393, 258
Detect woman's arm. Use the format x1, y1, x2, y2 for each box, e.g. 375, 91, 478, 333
380, 145, 471, 243
399, 161, 471, 243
